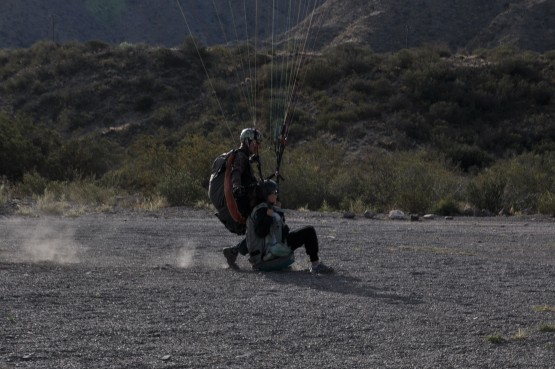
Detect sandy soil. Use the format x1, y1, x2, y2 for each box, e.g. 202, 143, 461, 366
1, 208, 555, 368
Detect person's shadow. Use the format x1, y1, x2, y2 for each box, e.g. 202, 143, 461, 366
260, 269, 422, 305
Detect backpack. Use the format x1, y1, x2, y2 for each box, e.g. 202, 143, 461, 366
208, 150, 247, 235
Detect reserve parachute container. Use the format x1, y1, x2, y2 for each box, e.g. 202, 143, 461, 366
208, 150, 247, 235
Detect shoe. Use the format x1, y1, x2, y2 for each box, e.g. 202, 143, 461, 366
310, 262, 334, 274
223, 247, 239, 269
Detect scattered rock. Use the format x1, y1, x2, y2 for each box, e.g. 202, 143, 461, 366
481, 209, 493, 217
520, 208, 534, 215
161, 355, 172, 361
0, 200, 19, 216
343, 212, 356, 219
363, 210, 376, 219
423, 214, 435, 220
463, 204, 481, 217
445, 216, 454, 220
388, 210, 407, 220
498, 208, 511, 216
410, 214, 420, 221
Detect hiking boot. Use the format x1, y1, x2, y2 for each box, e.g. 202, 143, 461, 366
223, 247, 239, 269
310, 262, 334, 274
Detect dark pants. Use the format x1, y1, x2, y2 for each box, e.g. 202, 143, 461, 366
286, 226, 319, 262
236, 238, 248, 255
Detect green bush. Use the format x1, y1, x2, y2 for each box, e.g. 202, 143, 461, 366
462, 153, 555, 214
432, 198, 461, 216
175, 134, 229, 189
392, 152, 461, 214
466, 170, 506, 213
45, 136, 122, 181
324, 43, 378, 75
278, 142, 343, 210
0, 114, 40, 180
69, 180, 120, 206
18, 171, 48, 196
109, 135, 174, 192
303, 60, 341, 89
445, 144, 494, 172
151, 106, 177, 127
501, 154, 554, 211
157, 171, 205, 207
326, 167, 365, 209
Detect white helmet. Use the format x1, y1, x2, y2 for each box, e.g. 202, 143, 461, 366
240, 128, 262, 144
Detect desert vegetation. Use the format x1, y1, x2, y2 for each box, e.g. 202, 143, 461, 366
1, 40, 554, 215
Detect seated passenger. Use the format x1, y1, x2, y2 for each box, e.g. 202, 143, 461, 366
246, 180, 334, 274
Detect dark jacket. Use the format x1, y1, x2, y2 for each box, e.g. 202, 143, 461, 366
231, 145, 258, 217
251, 204, 284, 238
246, 202, 289, 264
231, 145, 257, 190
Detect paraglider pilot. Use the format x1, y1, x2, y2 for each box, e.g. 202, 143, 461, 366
223, 128, 262, 268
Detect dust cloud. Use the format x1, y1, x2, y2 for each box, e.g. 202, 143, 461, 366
175, 240, 223, 269
6, 219, 83, 264
176, 245, 195, 268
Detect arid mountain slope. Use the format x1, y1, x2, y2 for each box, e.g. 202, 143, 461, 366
310, 0, 554, 51
0, 0, 553, 51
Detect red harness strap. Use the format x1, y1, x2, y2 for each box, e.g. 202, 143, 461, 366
224, 152, 246, 224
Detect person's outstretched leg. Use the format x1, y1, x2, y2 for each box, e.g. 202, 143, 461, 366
287, 226, 333, 274
287, 226, 319, 262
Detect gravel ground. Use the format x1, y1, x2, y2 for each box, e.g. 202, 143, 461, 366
1, 208, 555, 369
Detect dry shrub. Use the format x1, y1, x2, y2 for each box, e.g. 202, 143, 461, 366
537, 192, 555, 215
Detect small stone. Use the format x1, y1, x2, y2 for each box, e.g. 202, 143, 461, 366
364, 210, 376, 219
343, 212, 356, 219
388, 210, 407, 220
499, 208, 510, 216
162, 355, 171, 361
463, 204, 480, 216
423, 214, 435, 220
445, 216, 454, 220
481, 209, 493, 217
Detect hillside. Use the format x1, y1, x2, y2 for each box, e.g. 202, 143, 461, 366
0, 0, 323, 49
1, 0, 554, 52
1, 41, 553, 151
1, 41, 555, 214
311, 0, 555, 52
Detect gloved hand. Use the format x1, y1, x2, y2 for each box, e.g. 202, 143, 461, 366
232, 185, 246, 198
249, 154, 260, 164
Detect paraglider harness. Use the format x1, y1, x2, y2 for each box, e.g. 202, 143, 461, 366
208, 141, 265, 233
209, 149, 247, 235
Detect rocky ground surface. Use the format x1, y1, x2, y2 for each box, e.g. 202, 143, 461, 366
1, 208, 555, 369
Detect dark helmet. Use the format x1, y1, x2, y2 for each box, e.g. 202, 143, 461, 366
263, 180, 278, 196
257, 179, 279, 200
240, 128, 262, 145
